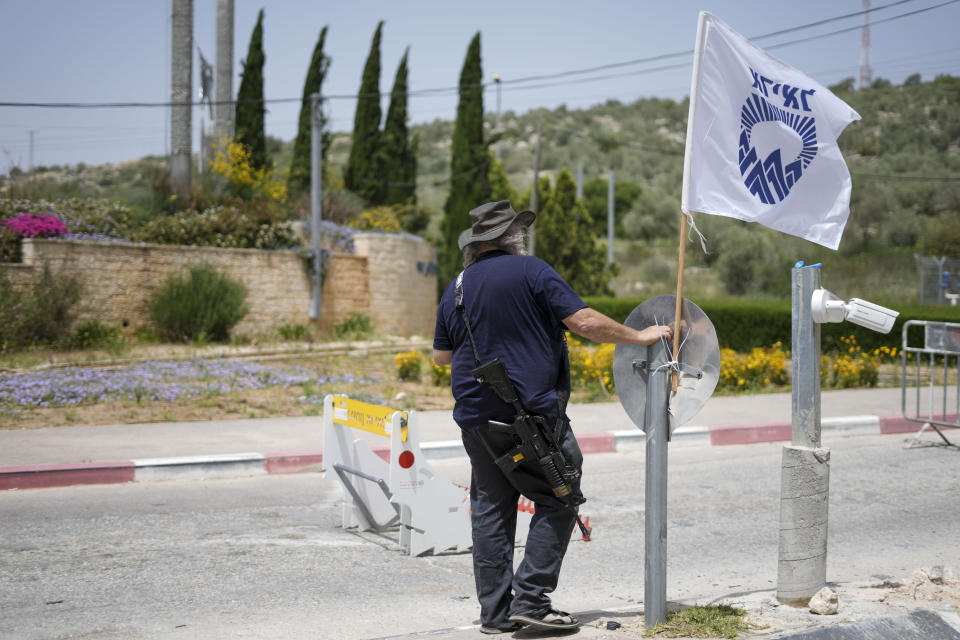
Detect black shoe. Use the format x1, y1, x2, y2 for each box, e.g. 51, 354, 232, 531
479, 621, 523, 634
508, 609, 580, 630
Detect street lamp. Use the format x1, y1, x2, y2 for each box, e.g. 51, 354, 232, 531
493, 74, 502, 161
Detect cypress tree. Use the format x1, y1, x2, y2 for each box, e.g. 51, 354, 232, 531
235, 9, 268, 171
383, 48, 416, 206
440, 31, 490, 288
536, 168, 614, 295
344, 21, 385, 204
287, 26, 331, 195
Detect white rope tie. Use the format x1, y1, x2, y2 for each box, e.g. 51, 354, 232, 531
684, 210, 709, 255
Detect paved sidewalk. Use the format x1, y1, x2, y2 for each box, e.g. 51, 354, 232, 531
0, 386, 934, 491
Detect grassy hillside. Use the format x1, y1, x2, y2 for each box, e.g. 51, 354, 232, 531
3, 75, 957, 304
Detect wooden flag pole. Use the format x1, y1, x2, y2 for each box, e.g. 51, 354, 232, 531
671, 212, 688, 391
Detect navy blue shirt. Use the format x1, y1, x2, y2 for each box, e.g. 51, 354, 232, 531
433, 251, 587, 429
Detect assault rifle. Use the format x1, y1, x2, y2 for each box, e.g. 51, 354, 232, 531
472, 357, 592, 540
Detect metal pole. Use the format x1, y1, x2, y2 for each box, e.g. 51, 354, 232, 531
493, 74, 501, 161
576, 164, 583, 200
28, 130, 34, 171
309, 93, 323, 319
791, 263, 821, 447
644, 339, 670, 627
777, 261, 829, 606
607, 169, 615, 265
937, 256, 947, 306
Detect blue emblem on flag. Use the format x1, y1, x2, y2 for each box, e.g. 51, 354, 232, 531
738, 68, 818, 205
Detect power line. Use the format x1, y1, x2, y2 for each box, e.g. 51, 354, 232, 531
490, 1, 960, 95
1, 0, 955, 110
495, 0, 921, 87
760, 0, 960, 54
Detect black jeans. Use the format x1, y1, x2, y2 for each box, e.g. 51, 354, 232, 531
460, 422, 584, 629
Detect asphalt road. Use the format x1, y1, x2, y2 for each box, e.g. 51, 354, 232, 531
0, 433, 957, 640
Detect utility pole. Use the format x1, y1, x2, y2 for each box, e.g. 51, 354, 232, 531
170, 0, 193, 201
576, 164, 583, 200
215, 0, 234, 142
859, 0, 873, 89
607, 169, 615, 265
28, 131, 34, 172
493, 74, 502, 161
528, 123, 542, 256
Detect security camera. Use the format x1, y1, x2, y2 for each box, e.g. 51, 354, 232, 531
811, 288, 899, 334
845, 298, 899, 333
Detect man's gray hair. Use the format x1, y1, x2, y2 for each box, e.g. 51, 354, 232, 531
463, 223, 528, 267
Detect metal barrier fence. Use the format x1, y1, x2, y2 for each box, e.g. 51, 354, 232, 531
901, 320, 960, 447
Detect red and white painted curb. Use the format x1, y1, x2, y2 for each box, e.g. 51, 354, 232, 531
0, 414, 953, 491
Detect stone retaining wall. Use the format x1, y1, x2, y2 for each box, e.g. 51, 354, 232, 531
2, 234, 437, 338
354, 233, 438, 339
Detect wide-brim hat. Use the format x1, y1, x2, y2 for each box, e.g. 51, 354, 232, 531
457, 200, 536, 250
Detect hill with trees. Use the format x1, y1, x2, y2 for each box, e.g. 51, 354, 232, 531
3, 74, 957, 303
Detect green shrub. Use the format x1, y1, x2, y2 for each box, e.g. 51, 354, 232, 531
134, 197, 298, 250
30, 265, 85, 345
0, 271, 30, 349
278, 323, 311, 341
148, 262, 249, 342
0, 265, 84, 349
332, 313, 375, 341
134, 325, 161, 345
0, 231, 19, 263
69, 319, 126, 352
584, 296, 959, 353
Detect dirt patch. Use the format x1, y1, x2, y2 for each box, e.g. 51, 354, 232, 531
864, 566, 960, 612
724, 567, 960, 638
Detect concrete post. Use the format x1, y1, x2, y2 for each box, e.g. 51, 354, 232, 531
169, 0, 193, 201
215, 0, 234, 141
776, 445, 830, 606
644, 339, 670, 627
777, 262, 829, 606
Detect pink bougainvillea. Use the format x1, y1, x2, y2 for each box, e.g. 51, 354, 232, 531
1, 212, 69, 238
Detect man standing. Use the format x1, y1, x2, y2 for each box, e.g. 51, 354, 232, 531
433, 201, 672, 634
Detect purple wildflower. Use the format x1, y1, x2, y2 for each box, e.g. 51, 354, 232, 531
0, 358, 381, 412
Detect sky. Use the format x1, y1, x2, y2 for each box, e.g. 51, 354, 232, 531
0, 0, 957, 172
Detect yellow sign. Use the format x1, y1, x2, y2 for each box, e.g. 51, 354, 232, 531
331, 395, 408, 442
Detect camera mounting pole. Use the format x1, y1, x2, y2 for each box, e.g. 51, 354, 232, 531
778, 262, 900, 606
777, 261, 830, 606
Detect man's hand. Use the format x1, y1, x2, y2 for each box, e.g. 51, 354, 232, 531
563, 307, 673, 346
638, 323, 673, 346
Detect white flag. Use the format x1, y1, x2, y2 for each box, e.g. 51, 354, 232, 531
681, 12, 861, 250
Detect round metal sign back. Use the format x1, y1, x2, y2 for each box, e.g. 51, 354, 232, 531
613, 295, 720, 433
